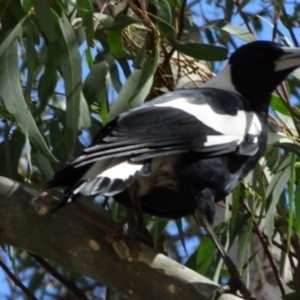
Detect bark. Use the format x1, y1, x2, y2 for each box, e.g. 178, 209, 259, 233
0, 176, 240, 300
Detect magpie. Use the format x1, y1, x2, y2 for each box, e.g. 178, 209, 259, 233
45, 41, 300, 299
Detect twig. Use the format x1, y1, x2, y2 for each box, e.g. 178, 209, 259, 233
282, 6, 299, 47
241, 200, 286, 297
161, 0, 187, 70
233, 0, 254, 35
177, 0, 186, 39
0, 258, 38, 300
272, 4, 280, 41
29, 254, 89, 300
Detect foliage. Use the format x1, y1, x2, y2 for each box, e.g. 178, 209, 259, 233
0, 0, 300, 299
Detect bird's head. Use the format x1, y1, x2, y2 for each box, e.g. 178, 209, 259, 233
204, 41, 300, 110
230, 41, 300, 97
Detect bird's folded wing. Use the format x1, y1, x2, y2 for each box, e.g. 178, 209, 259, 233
72, 101, 261, 168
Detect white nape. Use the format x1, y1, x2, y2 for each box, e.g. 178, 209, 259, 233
202, 65, 238, 94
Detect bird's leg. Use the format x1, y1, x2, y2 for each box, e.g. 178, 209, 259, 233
194, 191, 256, 300
127, 183, 153, 246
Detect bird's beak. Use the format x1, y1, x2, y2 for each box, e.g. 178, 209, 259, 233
275, 47, 300, 72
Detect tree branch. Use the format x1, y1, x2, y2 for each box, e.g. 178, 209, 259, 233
0, 176, 240, 300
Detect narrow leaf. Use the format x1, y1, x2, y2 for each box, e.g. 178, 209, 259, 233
106, 30, 132, 59
271, 94, 291, 116
294, 169, 300, 239
76, 0, 94, 45
103, 14, 137, 31
83, 60, 109, 105
220, 23, 256, 42
79, 92, 91, 128
58, 13, 82, 159
0, 20, 55, 160
108, 45, 159, 120
170, 41, 228, 61
31, 0, 57, 41
265, 155, 291, 239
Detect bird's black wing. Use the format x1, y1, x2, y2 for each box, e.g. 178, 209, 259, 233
72, 89, 261, 168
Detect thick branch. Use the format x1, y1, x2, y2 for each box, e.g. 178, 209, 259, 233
0, 176, 239, 300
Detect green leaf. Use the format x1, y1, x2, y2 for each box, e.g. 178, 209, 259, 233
79, 92, 91, 128
37, 64, 58, 114
201, 19, 256, 42
270, 94, 291, 116
103, 14, 137, 31
0, 20, 56, 161
58, 13, 82, 159
265, 155, 292, 239
109, 63, 123, 93
150, 217, 169, 248
0, 135, 25, 180
287, 153, 296, 252
267, 132, 295, 146
31, 150, 54, 181
23, 22, 38, 99
294, 170, 300, 239
106, 29, 132, 59
83, 60, 108, 123
170, 41, 228, 61
31, 0, 58, 41
220, 23, 256, 42
186, 236, 215, 275
85, 46, 93, 69
278, 143, 300, 157
108, 44, 159, 120
148, 0, 172, 24
149, 13, 176, 40
83, 60, 108, 104
76, 0, 94, 45
276, 110, 298, 137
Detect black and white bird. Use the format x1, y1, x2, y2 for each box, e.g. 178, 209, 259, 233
45, 41, 300, 299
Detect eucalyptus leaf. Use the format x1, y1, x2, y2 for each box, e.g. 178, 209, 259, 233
83, 60, 109, 105
58, 13, 82, 159
76, 0, 94, 45
220, 23, 256, 42
103, 14, 137, 31
147, 0, 172, 24
0, 20, 56, 161
106, 29, 133, 59
170, 41, 228, 61
265, 155, 292, 239
31, 0, 58, 41
108, 45, 159, 120
270, 94, 291, 116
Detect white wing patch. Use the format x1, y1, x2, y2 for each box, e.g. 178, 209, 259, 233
81, 158, 143, 181
204, 135, 240, 147
79, 159, 143, 196
155, 98, 262, 143
100, 161, 143, 180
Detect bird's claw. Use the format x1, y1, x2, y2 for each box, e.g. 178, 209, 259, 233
128, 227, 153, 247
210, 284, 231, 300
210, 276, 257, 300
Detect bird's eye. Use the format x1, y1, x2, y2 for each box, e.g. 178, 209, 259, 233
255, 51, 266, 60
